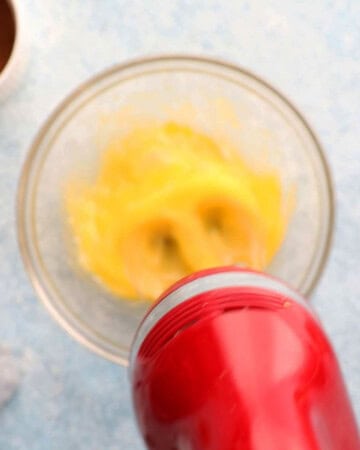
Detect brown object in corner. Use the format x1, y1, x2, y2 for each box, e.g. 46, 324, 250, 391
0, 0, 15, 73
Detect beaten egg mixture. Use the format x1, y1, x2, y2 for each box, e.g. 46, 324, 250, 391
66, 122, 291, 301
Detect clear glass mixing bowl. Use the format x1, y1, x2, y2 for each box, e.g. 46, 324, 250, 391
17, 56, 334, 365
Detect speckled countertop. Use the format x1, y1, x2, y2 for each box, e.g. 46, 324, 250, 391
0, 1, 359, 448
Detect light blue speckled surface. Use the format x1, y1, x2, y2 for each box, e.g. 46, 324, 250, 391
0, 0, 359, 448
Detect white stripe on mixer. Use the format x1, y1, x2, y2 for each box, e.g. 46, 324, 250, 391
129, 271, 308, 373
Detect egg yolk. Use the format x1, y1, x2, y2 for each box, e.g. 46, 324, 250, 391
66, 122, 291, 301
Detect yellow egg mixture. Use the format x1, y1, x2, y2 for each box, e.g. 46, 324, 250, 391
66, 122, 291, 301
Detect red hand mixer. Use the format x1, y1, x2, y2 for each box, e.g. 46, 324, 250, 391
130, 267, 359, 450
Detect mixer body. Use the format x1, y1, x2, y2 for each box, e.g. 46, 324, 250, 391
130, 268, 360, 450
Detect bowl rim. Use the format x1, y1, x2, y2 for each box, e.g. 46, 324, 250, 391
17, 54, 335, 365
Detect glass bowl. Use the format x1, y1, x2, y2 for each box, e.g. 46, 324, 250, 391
17, 55, 334, 365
